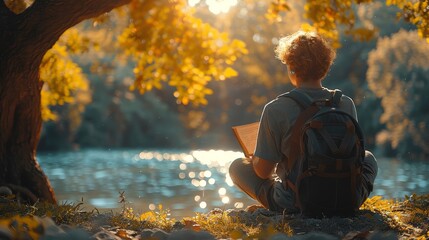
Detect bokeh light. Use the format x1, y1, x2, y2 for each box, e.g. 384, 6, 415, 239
191, 179, 200, 187
149, 203, 156, 211
234, 202, 244, 208
225, 173, 234, 186
199, 201, 207, 209
188, 0, 238, 15
218, 187, 226, 196
188, 0, 200, 7
207, 0, 238, 14
179, 163, 187, 170
208, 178, 216, 185
204, 170, 212, 178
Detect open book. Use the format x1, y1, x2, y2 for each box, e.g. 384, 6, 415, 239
231, 122, 260, 157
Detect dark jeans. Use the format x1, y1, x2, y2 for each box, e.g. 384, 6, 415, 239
229, 151, 378, 212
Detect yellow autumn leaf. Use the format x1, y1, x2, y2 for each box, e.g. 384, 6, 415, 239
140, 211, 156, 221
223, 67, 238, 78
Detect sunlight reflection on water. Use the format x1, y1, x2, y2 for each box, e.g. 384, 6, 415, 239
37, 149, 429, 218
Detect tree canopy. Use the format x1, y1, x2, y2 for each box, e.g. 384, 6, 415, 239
3, 0, 429, 155
5, 0, 247, 121
269, 0, 429, 47
5, 0, 429, 120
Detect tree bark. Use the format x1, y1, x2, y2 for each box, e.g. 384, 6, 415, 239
0, 0, 131, 204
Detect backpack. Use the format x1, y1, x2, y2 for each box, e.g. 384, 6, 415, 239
278, 89, 365, 217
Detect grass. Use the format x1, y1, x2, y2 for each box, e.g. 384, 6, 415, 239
1, 193, 428, 239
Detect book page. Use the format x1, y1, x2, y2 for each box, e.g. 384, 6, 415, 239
232, 122, 259, 157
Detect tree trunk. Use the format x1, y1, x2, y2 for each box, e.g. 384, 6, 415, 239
0, 0, 130, 204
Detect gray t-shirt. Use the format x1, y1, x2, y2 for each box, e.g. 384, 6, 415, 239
254, 87, 357, 171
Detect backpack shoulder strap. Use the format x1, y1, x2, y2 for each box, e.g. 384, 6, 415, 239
286, 105, 320, 172
278, 89, 320, 173
278, 89, 313, 109
330, 89, 342, 107
278, 90, 322, 174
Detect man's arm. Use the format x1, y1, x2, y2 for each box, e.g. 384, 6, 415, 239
252, 156, 276, 179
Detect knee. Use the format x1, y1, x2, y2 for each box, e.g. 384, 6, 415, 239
361, 150, 378, 193
229, 158, 252, 182
365, 150, 376, 161
364, 150, 378, 175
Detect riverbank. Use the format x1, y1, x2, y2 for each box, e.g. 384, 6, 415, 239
1, 194, 428, 239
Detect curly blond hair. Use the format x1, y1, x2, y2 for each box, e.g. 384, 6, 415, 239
275, 31, 336, 82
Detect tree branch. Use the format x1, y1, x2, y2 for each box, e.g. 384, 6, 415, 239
17, 0, 132, 54
31, 0, 132, 26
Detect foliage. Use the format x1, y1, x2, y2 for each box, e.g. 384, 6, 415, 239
103, 194, 429, 239
119, 0, 248, 106
6, 0, 247, 123
220, 1, 302, 88
361, 194, 429, 238
0, 199, 93, 226
270, 0, 429, 47
37, 20, 191, 150
39, 0, 248, 150
38, 79, 189, 150
387, 0, 429, 43
1, 194, 429, 239
113, 204, 176, 232
40, 29, 92, 122
187, 211, 290, 239
402, 194, 429, 232
367, 30, 429, 158
72, 80, 188, 149
268, 0, 376, 47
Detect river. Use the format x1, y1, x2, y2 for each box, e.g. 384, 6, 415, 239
37, 149, 429, 218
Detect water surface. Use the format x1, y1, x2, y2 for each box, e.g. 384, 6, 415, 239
37, 149, 429, 218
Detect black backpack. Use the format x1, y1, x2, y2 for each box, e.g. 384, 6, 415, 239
278, 89, 365, 217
